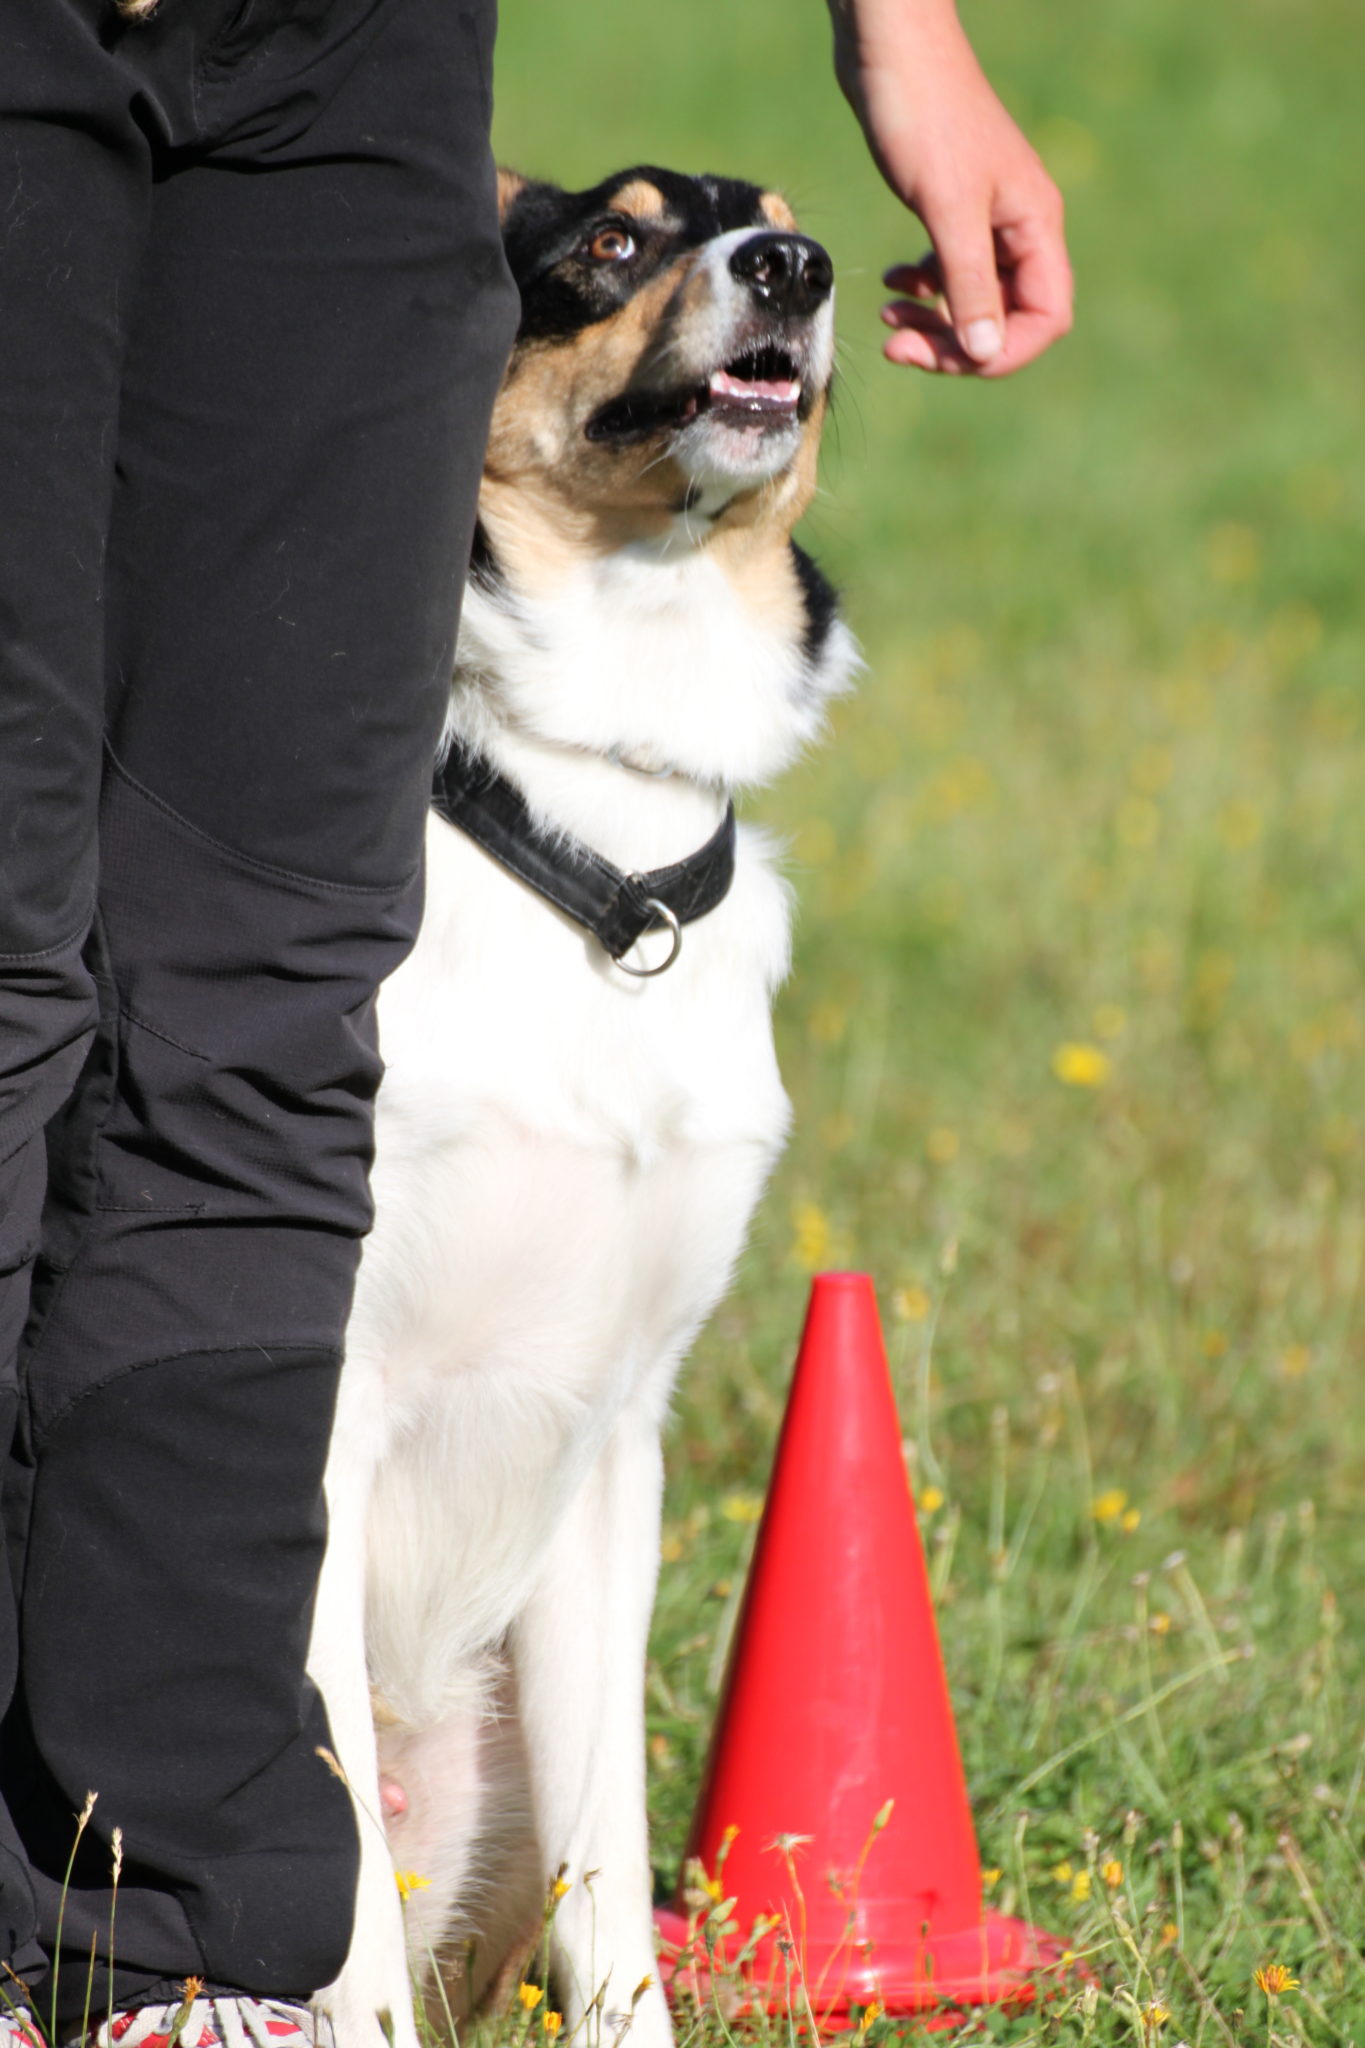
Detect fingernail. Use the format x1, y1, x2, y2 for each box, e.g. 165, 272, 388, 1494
962, 318, 1003, 361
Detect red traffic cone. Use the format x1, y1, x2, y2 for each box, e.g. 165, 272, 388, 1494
656, 1272, 1066, 2025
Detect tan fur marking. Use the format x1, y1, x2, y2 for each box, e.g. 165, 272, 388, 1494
606, 179, 669, 221
496, 167, 527, 219
761, 192, 798, 231
482, 261, 700, 548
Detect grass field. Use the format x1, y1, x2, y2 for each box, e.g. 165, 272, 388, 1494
484, 1, 1365, 2039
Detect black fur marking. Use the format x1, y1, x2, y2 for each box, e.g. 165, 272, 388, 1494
468, 522, 504, 596
790, 542, 838, 671
502, 166, 780, 346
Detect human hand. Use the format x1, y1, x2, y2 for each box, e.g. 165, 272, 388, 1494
829, 0, 1073, 375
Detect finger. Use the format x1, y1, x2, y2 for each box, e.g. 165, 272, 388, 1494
882, 254, 944, 300
882, 327, 944, 372
925, 199, 1007, 364
880, 298, 975, 374
996, 213, 1074, 344
970, 306, 1063, 377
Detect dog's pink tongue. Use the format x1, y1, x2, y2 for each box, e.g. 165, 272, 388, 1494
708, 368, 800, 408
381, 1777, 408, 1819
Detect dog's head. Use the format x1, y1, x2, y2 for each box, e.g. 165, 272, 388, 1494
488, 166, 835, 544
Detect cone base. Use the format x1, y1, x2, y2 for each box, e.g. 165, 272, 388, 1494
655, 1904, 1071, 2027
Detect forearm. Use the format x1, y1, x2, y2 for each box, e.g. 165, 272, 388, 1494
825, 0, 1072, 375
828, 0, 983, 114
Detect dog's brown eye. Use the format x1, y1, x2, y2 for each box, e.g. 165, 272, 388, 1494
588, 227, 635, 263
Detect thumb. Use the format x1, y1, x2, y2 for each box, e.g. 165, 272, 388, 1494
930, 202, 1006, 364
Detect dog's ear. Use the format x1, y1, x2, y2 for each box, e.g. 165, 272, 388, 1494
496, 167, 528, 220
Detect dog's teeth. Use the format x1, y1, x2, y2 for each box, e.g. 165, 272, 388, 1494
708, 368, 801, 409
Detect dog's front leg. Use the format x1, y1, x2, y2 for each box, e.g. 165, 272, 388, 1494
307, 1354, 419, 2048
511, 1405, 674, 2048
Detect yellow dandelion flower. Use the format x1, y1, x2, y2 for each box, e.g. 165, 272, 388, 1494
1050, 1862, 1074, 1885
981, 1868, 1002, 1893
1053, 1042, 1111, 1089
551, 1876, 571, 1899
926, 1126, 960, 1164
518, 1984, 545, 2011
1218, 798, 1263, 850
1206, 521, 1260, 585
648, 1734, 672, 1766
722, 1824, 741, 1847
808, 1000, 847, 1046
1115, 796, 1161, 849
795, 819, 836, 865
1140, 2000, 1171, 2028
1092, 1488, 1128, 1524
1120, 1507, 1142, 1533
1130, 746, 1174, 796
701, 1875, 725, 1904
893, 1284, 932, 1323
790, 1200, 830, 1271
1101, 1858, 1123, 1888
543, 2013, 563, 2036
1150, 1610, 1173, 1636
721, 1492, 764, 1523
1194, 951, 1235, 1003
1158, 1922, 1179, 1949
918, 1485, 945, 1515
394, 1870, 431, 1903
1254, 1965, 1299, 1996
1071, 1869, 1092, 1902
856, 2001, 883, 2034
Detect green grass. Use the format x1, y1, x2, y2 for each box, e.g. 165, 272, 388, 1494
484, 1, 1365, 2039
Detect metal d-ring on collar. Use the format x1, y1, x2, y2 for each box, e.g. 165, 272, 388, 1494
430, 745, 735, 976
614, 896, 683, 977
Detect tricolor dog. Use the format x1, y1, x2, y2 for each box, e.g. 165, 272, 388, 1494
308, 165, 857, 2048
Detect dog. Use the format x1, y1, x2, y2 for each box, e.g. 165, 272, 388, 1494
307, 164, 857, 2048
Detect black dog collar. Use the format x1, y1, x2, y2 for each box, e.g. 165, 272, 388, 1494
432, 747, 736, 976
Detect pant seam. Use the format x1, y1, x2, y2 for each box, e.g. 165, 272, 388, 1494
104, 746, 423, 900
119, 1004, 212, 1064
33, 1341, 341, 1450
94, 1202, 208, 1215
0, 905, 97, 966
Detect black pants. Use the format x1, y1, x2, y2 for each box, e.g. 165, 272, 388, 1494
0, 0, 516, 2024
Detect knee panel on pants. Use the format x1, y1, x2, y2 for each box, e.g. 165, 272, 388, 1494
4, 1344, 358, 2005
22, 755, 424, 1438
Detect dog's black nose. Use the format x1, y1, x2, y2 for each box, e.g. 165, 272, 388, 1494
728, 233, 833, 317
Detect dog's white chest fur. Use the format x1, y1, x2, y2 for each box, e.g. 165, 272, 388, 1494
360, 801, 791, 1706
311, 549, 851, 2047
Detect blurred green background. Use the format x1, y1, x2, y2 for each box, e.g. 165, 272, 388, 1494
488, 1, 1364, 2035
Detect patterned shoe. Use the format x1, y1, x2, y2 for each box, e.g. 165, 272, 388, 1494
79, 1999, 333, 2048
1, 2010, 47, 2048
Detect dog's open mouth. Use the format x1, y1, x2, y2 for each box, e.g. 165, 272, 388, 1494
586, 342, 803, 445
